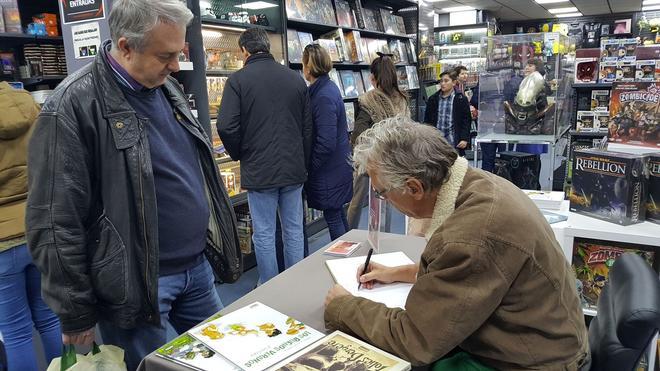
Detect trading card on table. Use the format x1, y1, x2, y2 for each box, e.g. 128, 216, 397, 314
570, 149, 649, 225
608, 82, 660, 148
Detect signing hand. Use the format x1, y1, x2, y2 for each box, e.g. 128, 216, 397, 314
457, 140, 468, 149
324, 284, 351, 308
356, 261, 398, 290
62, 327, 95, 346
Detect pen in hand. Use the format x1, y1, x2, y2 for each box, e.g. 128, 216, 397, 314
357, 248, 374, 290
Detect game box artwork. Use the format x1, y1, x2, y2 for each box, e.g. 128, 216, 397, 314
608, 82, 660, 148
494, 152, 541, 190
648, 154, 660, 224
570, 149, 649, 225
572, 238, 656, 311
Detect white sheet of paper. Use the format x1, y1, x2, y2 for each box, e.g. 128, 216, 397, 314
325, 251, 415, 309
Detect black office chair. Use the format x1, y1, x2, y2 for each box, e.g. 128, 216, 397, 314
588, 253, 660, 371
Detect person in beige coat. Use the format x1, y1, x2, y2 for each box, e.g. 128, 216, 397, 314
0, 82, 62, 370
324, 117, 590, 370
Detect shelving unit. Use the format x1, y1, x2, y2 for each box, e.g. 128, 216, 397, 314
201, 17, 277, 32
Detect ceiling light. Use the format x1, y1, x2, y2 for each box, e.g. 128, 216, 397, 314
202, 24, 245, 32
234, 1, 278, 10
643, 4, 660, 10
549, 6, 578, 13
643, 0, 660, 4
535, 0, 569, 3
555, 12, 583, 18
441, 6, 473, 12
427, 10, 435, 16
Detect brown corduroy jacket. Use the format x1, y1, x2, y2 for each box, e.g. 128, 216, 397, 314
325, 165, 590, 370
0, 82, 39, 245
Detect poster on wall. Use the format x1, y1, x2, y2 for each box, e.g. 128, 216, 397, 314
59, 0, 105, 25
71, 22, 101, 59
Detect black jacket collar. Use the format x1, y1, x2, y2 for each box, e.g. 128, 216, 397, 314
245, 52, 275, 65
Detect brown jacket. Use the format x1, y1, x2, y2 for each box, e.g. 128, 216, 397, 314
0, 82, 39, 243
325, 159, 589, 370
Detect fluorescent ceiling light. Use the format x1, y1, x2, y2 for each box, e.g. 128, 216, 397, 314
535, 0, 569, 3
643, 0, 660, 4
202, 24, 245, 32
549, 6, 578, 13
441, 6, 473, 12
555, 12, 583, 17
426, 0, 446, 2
643, 4, 660, 10
234, 1, 278, 10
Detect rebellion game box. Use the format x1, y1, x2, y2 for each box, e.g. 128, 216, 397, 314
608, 82, 660, 149
572, 238, 656, 312
570, 149, 649, 225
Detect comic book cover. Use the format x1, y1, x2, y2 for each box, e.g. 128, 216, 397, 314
156, 333, 241, 370
318, 38, 341, 62
287, 29, 302, 63
334, 0, 355, 28
297, 31, 314, 49
272, 331, 411, 371
572, 238, 656, 311
345, 102, 356, 132
648, 154, 660, 224
569, 149, 649, 225
344, 31, 364, 63
361, 69, 374, 91
353, 71, 365, 95
608, 82, 660, 148
339, 70, 359, 98
329, 69, 344, 96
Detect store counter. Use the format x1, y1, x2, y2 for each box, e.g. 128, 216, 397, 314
138, 230, 427, 371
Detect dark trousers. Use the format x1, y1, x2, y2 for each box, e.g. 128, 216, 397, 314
323, 208, 349, 241
480, 142, 507, 173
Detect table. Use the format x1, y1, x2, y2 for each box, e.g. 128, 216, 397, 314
139, 230, 427, 370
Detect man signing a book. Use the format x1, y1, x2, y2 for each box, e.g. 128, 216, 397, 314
323, 117, 590, 370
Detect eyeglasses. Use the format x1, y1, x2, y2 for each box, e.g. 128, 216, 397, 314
372, 186, 396, 200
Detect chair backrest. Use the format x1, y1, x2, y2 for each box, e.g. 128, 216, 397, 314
588, 253, 660, 371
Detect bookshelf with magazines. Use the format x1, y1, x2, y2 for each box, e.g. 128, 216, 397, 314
284, 0, 420, 122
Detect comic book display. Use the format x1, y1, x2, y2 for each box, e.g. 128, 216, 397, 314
569, 149, 649, 225
285, 0, 336, 26
607, 82, 660, 149
572, 238, 656, 311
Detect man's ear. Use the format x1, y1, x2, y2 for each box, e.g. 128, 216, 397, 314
116, 37, 131, 59
406, 178, 425, 200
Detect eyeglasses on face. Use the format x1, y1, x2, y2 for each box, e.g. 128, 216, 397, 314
372, 185, 397, 200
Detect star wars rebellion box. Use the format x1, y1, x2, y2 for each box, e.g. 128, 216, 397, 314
494, 151, 541, 190
647, 154, 660, 224
570, 149, 649, 225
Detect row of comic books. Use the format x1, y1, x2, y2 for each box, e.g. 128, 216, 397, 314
156, 301, 411, 371
287, 28, 417, 65
285, 0, 407, 36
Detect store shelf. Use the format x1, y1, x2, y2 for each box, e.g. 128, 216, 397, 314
230, 192, 248, 207
434, 23, 489, 32
0, 33, 63, 45
569, 130, 608, 137
207, 69, 239, 76
361, 0, 417, 9
343, 96, 359, 101
201, 18, 277, 32
607, 143, 660, 155
286, 19, 413, 40
572, 82, 613, 89
564, 212, 660, 248
475, 129, 569, 144
289, 61, 370, 68
20, 75, 67, 86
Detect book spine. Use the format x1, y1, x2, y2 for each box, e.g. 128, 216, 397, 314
349, 0, 366, 29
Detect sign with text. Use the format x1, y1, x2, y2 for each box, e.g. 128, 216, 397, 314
59, 0, 105, 25
71, 22, 100, 59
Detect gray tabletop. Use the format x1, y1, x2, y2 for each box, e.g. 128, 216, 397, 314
139, 229, 427, 371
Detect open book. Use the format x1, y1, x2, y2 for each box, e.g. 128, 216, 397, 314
325, 251, 415, 309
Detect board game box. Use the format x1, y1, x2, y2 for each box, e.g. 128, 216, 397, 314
572, 238, 656, 312
494, 151, 541, 190
607, 82, 660, 149
570, 149, 649, 225
647, 154, 660, 224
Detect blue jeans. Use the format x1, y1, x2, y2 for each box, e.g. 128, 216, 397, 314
98, 259, 222, 371
0, 244, 62, 371
324, 208, 348, 241
480, 142, 507, 173
248, 184, 305, 283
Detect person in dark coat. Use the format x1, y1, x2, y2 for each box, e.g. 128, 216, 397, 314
424, 71, 471, 156
302, 44, 353, 240
218, 28, 313, 284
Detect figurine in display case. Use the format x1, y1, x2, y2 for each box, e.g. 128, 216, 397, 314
503, 59, 554, 135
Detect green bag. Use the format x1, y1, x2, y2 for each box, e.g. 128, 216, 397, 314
432, 352, 496, 371
47, 342, 126, 371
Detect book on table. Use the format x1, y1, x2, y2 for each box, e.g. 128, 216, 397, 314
323, 239, 360, 257
272, 331, 411, 371
325, 251, 415, 309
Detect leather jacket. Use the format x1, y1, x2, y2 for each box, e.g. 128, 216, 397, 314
26, 47, 241, 333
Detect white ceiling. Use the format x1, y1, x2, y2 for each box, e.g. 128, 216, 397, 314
419, 0, 643, 21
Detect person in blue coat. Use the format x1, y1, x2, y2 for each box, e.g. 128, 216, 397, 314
302, 44, 353, 240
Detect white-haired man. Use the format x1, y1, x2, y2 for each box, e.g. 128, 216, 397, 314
324, 118, 590, 370
26, 0, 241, 368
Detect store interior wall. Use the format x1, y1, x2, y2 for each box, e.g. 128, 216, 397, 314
60, 0, 113, 74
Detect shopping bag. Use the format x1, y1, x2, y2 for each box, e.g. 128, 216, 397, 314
47, 343, 126, 371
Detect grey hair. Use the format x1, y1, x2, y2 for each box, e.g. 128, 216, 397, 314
109, 0, 193, 51
353, 116, 459, 191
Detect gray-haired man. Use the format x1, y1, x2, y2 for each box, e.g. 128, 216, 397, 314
26, 0, 239, 368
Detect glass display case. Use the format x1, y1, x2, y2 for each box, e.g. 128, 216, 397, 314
477, 33, 575, 143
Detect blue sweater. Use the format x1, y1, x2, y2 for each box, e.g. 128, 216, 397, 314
107, 55, 209, 276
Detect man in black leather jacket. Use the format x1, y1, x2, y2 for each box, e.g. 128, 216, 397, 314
25, 0, 241, 368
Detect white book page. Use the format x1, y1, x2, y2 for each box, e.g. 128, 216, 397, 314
325, 252, 415, 309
